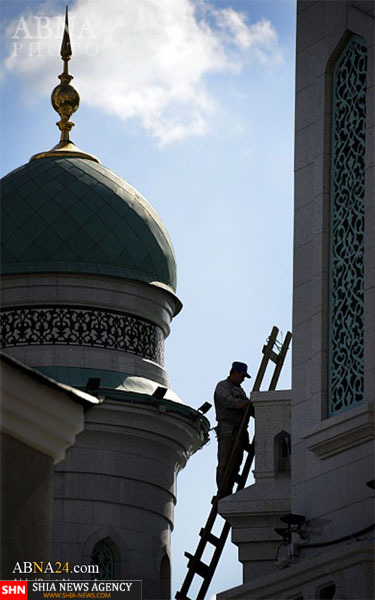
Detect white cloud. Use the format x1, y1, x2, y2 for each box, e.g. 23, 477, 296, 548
2, 0, 282, 145
213, 7, 280, 62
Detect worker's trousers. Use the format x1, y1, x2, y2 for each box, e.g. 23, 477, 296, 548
216, 421, 248, 494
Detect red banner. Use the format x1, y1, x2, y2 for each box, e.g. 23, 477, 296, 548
0, 583, 28, 600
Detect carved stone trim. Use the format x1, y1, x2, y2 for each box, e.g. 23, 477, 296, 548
1, 305, 164, 366
328, 36, 367, 415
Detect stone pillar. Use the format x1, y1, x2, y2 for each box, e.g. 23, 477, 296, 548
218, 390, 291, 582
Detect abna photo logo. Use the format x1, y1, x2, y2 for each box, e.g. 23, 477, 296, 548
10, 15, 98, 57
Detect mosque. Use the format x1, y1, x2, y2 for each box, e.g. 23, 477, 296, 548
1, 1, 374, 600
0, 7, 209, 600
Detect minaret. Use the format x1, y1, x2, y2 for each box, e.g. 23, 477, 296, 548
0, 9, 208, 599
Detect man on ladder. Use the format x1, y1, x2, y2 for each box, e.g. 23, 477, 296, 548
214, 361, 254, 496
176, 329, 291, 600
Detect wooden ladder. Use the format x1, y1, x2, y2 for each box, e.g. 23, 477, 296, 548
175, 326, 292, 600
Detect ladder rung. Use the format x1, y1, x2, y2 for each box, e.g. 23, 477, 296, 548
235, 475, 247, 489
175, 592, 192, 600
199, 528, 220, 547
184, 551, 194, 563
184, 553, 211, 578
194, 560, 211, 579
267, 349, 279, 364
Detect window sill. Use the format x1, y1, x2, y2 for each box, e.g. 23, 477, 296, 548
301, 403, 374, 459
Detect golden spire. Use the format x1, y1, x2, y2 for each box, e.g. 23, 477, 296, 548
51, 6, 79, 142
30, 6, 99, 163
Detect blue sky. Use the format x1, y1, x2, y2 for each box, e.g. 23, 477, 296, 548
0, 0, 296, 597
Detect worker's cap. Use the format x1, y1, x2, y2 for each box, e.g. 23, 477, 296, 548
231, 362, 251, 378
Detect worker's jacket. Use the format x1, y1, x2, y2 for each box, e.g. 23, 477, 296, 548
214, 378, 247, 426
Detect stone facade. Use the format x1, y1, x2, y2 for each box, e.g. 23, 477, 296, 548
0, 354, 97, 579
217, 2, 374, 599
219, 390, 291, 582
52, 401, 205, 597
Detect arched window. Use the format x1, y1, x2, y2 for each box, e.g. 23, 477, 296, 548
160, 554, 170, 599
316, 582, 336, 599
328, 36, 367, 416
91, 538, 115, 580
274, 431, 291, 475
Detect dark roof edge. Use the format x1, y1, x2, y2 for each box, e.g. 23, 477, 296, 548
99, 388, 210, 440
0, 351, 100, 409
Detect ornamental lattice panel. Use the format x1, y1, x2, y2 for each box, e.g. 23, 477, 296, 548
0, 305, 164, 366
328, 36, 367, 416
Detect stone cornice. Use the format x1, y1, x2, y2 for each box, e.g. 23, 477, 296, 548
1, 356, 97, 462
302, 402, 374, 458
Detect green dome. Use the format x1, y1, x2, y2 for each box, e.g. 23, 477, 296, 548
1, 157, 177, 292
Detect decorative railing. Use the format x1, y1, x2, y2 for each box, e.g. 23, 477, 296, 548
0, 305, 164, 366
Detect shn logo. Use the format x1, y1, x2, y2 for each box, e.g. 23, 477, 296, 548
0, 583, 28, 599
